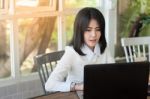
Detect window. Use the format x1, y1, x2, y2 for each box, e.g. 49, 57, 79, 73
0, 0, 8, 14
0, 0, 116, 85
0, 20, 11, 78
15, 0, 57, 13
18, 17, 58, 75
0, 0, 4, 9
64, 0, 99, 9
0, 0, 58, 78
65, 15, 75, 44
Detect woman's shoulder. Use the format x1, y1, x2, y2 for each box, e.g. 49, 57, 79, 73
65, 46, 74, 52
64, 46, 78, 55
65, 46, 73, 50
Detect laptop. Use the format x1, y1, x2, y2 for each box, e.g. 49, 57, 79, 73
84, 62, 150, 99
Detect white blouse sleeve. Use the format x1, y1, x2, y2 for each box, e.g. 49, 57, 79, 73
45, 47, 74, 92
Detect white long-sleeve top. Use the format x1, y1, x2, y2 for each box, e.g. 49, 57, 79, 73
45, 44, 115, 92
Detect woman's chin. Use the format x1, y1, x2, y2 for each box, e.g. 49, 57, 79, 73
88, 44, 96, 48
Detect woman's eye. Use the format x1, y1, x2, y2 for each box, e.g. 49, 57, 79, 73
96, 29, 101, 31
86, 29, 91, 32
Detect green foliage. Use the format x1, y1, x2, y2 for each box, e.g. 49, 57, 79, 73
119, 0, 150, 37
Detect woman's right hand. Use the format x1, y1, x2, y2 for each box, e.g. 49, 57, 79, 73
75, 83, 84, 91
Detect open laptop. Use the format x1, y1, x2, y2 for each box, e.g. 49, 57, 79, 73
84, 62, 150, 99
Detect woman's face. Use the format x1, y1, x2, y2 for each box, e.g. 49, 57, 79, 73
84, 19, 101, 51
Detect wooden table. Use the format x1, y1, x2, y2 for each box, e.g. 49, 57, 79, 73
33, 92, 150, 99
33, 92, 79, 99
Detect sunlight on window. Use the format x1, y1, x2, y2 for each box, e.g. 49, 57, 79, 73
0, 0, 4, 9
64, 0, 97, 8
0, 0, 100, 78
65, 15, 75, 44
16, 0, 55, 7
18, 17, 58, 75
16, 0, 38, 7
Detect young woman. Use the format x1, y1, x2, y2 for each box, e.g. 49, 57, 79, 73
45, 7, 115, 92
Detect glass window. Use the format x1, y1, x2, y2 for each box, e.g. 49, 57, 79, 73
0, 0, 4, 9
16, 0, 47, 7
0, 0, 102, 79
15, 0, 57, 13
18, 17, 58, 75
65, 15, 75, 44
0, 0, 8, 14
64, 0, 99, 9
0, 20, 11, 78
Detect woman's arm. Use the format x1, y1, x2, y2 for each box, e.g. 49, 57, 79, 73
45, 47, 74, 92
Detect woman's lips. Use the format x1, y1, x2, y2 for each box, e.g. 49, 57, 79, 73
89, 39, 96, 42
89, 40, 97, 43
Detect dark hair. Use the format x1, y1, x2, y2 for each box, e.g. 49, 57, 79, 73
69, 7, 107, 55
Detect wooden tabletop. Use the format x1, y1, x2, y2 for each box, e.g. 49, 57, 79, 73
33, 92, 150, 99
33, 92, 79, 99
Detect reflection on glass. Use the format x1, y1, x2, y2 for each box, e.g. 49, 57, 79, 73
64, 0, 98, 8
65, 16, 75, 44
0, 20, 11, 78
18, 17, 58, 75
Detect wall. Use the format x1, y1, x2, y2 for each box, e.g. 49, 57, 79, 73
0, 78, 44, 99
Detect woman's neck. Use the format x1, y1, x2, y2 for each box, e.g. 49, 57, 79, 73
87, 46, 95, 52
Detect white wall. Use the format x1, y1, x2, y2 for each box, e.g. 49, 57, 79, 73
0, 78, 44, 99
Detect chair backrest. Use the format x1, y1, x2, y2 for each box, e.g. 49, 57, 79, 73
34, 50, 65, 94
121, 37, 150, 63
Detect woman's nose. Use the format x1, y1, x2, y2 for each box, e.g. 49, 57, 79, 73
91, 30, 96, 37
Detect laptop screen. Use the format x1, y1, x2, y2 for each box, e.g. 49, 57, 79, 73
84, 62, 149, 99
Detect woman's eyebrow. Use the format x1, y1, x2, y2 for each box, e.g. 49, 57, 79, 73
86, 27, 92, 28
86, 27, 100, 29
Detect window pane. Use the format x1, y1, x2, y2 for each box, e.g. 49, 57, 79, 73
64, 0, 98, 8
16, 0, 40, 7
15, 0, 57, 13
65, 16, 75, 44
0, 20, 11, 78
16, 0, 55, 7
0, 0, 4, 9
18, 17, 58, 75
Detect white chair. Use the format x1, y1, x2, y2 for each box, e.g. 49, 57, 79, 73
121, 37, 150, 63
